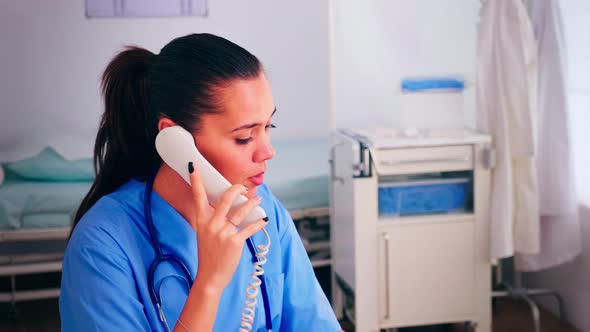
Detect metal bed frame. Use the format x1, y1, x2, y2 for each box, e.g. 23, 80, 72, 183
0, 206, 332, 312
0, 227, 69, 317
290, 206, 331, 269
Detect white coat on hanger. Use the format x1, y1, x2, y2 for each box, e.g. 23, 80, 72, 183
477, 0, 541, 260
516, 0, 581, 272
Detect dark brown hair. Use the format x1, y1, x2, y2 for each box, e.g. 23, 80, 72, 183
72, 33, 262, 230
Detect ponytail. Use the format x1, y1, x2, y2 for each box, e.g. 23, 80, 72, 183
72, 46, 160, 230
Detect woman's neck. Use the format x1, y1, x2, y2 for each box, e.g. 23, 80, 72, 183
152, 164, 196, 225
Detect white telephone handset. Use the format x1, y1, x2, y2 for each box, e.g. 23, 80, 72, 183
155, 125, 267, 227
155, 125, 270, 331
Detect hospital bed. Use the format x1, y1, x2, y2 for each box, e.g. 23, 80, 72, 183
0, 174, 92, 311
0, 137, 332, 309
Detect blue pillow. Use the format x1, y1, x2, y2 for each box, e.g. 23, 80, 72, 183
4, 147, 94, 182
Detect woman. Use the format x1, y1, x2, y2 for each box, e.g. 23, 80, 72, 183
59, 33, 341, 332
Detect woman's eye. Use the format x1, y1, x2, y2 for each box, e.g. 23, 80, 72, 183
235, 124, 275, 144
235, 137, 253, 145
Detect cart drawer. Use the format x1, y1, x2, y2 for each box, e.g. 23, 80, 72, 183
375, 145, 473, 175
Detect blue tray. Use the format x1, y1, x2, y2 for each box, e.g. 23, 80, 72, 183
378, 178, 469, 216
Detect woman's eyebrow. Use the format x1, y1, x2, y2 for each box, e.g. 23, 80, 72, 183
230, 108, 277, 133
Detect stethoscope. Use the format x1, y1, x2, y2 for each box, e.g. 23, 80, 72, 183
143, 171, 273, 331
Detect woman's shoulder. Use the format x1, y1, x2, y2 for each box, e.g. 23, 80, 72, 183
69, 179, 144, 252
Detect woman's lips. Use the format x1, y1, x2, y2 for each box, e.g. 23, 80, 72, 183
248, 172, 264, 186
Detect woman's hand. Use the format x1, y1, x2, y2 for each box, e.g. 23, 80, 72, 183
187, 162, 268, 294
176, 162, 266, 331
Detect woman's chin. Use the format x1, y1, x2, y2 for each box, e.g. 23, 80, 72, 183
243, 184, 258, 198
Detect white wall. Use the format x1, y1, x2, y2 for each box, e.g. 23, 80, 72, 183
0, 0, 330, 161
523, 1, 590, 331
329, 0, 480, 130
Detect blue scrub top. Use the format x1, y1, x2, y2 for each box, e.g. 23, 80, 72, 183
60, 179, 341, 331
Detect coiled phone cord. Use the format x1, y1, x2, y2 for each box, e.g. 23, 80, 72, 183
239, 227, 271, 332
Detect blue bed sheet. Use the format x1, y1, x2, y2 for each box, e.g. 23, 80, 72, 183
0, 178, 92, 230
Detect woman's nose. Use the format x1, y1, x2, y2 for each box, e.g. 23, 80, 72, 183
254, 139, 275, 163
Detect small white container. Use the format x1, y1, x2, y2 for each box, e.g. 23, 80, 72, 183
399, 90, 465, 129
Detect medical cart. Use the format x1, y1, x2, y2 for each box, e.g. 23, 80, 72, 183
330, 128, 492, 332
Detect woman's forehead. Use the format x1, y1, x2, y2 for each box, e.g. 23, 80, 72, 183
214, 76, 274, 119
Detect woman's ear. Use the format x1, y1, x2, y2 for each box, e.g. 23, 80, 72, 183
157, 118, 177, 131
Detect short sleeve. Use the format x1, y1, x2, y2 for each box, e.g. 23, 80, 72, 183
59, 227, 151, 331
